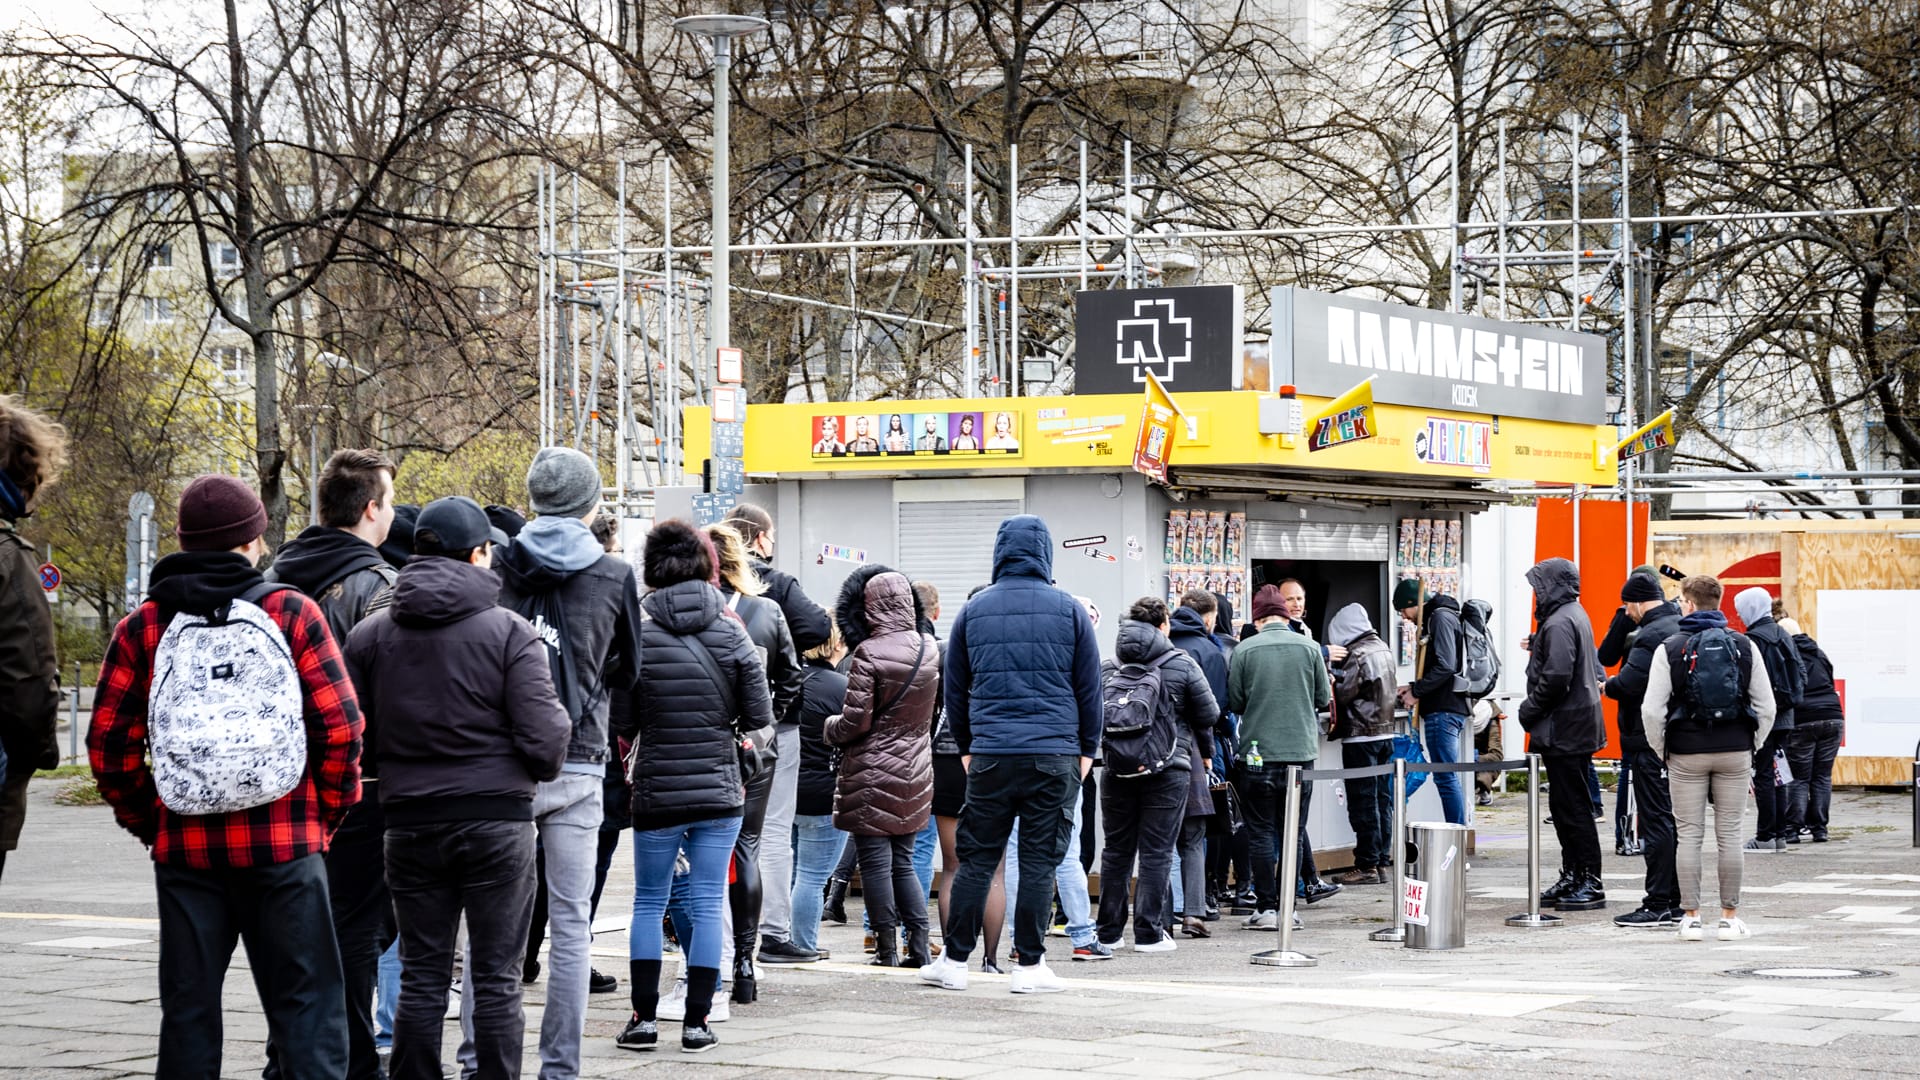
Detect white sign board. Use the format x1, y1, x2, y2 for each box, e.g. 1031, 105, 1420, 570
1813, 590, 1920, 757
1402, 876, 1430, 927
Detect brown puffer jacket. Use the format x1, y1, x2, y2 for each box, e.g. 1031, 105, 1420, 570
826, 571, 939, 836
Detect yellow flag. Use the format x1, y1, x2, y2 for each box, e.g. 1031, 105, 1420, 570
1132, 370, 1183, 481
1615, 410, 1675, 462
1307, 377, 1377, 452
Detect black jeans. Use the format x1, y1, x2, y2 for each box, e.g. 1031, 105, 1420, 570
1543, 752, 1603, 875
1787, 719, 1843, 836
1241, 762, 1319, 911
1751, 729, 1788, 841
945, 754, 1080, 966
385, 819, 537, 1080
1340, 741, 1394, 870
1096, 768, 1186, 944
589, 826, 622, 920
854, 832, 928, 932
1628, 748, 1679, 910
154, 853, 347, 1080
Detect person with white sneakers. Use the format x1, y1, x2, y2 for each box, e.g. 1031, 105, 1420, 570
1641, 574, 1776, 943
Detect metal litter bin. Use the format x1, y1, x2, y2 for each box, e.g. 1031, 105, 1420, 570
1404, 822, 1469, 951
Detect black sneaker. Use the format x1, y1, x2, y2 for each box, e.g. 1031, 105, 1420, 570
615, 1016, 658, 1052
1811, 831, 1829, 843
681, 1024, 719, 1054
1301, 881, 1343, 905
1073, 941, 1114, 961
521, 958, 541, 985
1613, 906, 1681, 929
589, 967, 618, 994
1783, 833, 1802, 845
757, 937, 820, 964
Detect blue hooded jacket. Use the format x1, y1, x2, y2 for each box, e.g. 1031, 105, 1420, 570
943, 515, 1104, 757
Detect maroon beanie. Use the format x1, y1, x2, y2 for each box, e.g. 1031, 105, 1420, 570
1250, 584, 1287, 623
177, 475, 269, 551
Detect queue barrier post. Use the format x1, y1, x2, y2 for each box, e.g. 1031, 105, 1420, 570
1505, 753, 1564, 929
1910, 739, 1919, 849
1368, 756, 1409, 943
1251, 764, 1317, 968
68, 661, 81, 762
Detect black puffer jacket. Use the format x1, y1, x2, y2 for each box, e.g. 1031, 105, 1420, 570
1517, 558, 1604, 755
751, 556, 831, 654
1792, 633, 1842, 723
1603, 599, 1681, 753
827, 571, 940, 836
723, 586, 804, 727
265, 525, 397, 650
795, 658, 849, 817
1100, 620, 1217, 775
618, 580, 776, 831
1409, 594, 1470, 716
1744, 615, 1804, 734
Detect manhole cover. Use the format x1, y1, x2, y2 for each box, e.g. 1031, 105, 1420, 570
1722, 967, 1890, 981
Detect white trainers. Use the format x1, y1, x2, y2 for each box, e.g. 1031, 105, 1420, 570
1676, 914, 1705, 941
1243, 909, 1279, 931
1715, 917, 1752, 941
655, 980, 685, 1022
1133, 933, 1177, 953
916, 955, 969, 992
1008, 959, 1068, 994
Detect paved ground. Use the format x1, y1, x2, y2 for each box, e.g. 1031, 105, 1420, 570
4, 779, 1919, 1079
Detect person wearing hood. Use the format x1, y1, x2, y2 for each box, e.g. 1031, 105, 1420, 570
917, 515, 1103, 997
1207, 591, 1252, 912
1733, 587, 1804, 854
489, 447, 641, 1080
379, 503, 419, 571
827, 569, 941, 967
344, 495, 569, 1079
0, 395, 67, 885
1327, 603, 1397, 886
262, 448, 400, 1080
1093, 598, 1217, 952
1602, 574, 1685, 929
1642, 574, 1776, 942
613, 520, 774, 1054
1779, 618, 1841, 843
1516, 558, 1607, 912
1168, 590, 1227, 931
90, 475, 364, 1078
1394, 578, 1471, 826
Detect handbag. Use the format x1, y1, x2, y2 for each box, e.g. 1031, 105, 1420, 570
1209, 781, 1244, 834
676, 629, 774, 783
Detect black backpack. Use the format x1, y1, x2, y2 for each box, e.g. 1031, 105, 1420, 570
1102, 652, 1181, 778
1680, 627, 1744, 727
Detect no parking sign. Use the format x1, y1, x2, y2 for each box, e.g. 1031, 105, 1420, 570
37, 562, 60, 592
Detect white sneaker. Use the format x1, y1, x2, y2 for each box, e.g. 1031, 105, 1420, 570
1292, 911, 1304, 932
917, 955, 969, 992
1008, 959, 1068, 994
655, 980, 686, 1022
1715, 917, 1752, 941
1677, 914, 1706, 941
1133, 933, 1177, 953
1243, 909, 1279, 931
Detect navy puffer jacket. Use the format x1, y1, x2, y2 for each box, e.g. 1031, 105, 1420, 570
943, 516, 1104, 758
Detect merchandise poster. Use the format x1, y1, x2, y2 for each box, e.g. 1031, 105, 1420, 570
1204, 511, 1226, 563
1397, 519, 1417, 567
809, 409, 1014, 458
1415, 518, 1433, 568
1165, 510, 1188, 563
1183, 511, 1207, 565
1225, 512, 1246, 564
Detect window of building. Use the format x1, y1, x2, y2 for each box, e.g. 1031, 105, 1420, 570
212, 346, 250, 380
142, 297, 174, 324
145, 242, 173, 270
211, 243, 242, 273
83, 247, 110, 271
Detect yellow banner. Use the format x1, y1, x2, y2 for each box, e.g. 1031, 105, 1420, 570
1615, 409, 1675, 462
1132, 370, 1183, 481
1307, 377, 1376, 452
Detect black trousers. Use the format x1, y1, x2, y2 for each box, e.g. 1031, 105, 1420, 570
385, 820, 537, 1080
1751, 730, 1788, 841
1242, 762, 1319, 911
589, 826, 622, 920
944, 755, 1080, 966
1079, 770, 1099, 875
731, 764, 773, 961
1543, 752, 1603, 875
1095, 769, 1186, 945
854, 832, 929, 931
1787, 719, 1843, 835
155, 853, 347, 1080
1340, 741, 1394, 870
1628, 748, 1679, 910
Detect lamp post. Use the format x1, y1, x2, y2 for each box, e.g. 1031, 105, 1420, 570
673, 13, 768, 370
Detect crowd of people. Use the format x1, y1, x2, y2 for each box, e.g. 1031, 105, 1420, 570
0, 391, 1853, 1078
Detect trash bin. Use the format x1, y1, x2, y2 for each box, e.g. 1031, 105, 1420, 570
1404, 821, 1469, 951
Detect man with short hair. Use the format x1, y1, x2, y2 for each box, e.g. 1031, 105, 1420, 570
90, 475, 363, 1078
917, 415, 947, 452
1229, 584, 1336, 929
483, 447, 641, 1080
1277, 579, 1341, 663
1603, 574, 1685, 928
264, 448, 400, 1080
1517, 558, 1607, 912
918, 515, 1103, 995
1643, 575, 1776, 942
1395, 578, 1471, 826
1734, 587, 1804, 854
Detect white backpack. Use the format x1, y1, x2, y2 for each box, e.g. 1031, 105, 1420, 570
148, 584, 308, 816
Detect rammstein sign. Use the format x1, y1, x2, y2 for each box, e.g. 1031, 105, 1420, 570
1270, 287, 1606, 425
1073, 285, 1244, 395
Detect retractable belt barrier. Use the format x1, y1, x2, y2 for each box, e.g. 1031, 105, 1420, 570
1251, 753, 1559, 970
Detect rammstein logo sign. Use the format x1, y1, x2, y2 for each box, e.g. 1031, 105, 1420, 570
1074, 285, 1243, 396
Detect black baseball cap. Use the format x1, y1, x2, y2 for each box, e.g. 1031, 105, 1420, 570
415, 495, 493, 556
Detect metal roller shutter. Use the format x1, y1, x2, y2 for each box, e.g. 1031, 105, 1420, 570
1247, 519, 1393, 561
897, 500, 1023, 638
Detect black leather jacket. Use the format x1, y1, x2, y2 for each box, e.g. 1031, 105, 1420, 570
724, 587, 805, 727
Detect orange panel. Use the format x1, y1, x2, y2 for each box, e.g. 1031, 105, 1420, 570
1532, 497, 1649, 760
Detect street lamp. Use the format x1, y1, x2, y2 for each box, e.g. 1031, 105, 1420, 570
673, 13, 769, 367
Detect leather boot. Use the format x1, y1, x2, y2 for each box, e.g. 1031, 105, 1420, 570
902, 926, 932, 969
1554, 871, 1607, 912
1538, 868, 1577, 907
729, 953, 757, 1003
823, 877, 850, 925
868, 926, 900, 967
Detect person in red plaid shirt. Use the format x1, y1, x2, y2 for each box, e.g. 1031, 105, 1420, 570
89, 474, 362, 1080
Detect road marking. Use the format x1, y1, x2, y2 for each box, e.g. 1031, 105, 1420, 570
0, 911, 159, 926
27, 935, 153, 949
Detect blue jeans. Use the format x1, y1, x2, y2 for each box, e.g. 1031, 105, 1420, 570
632, 816, 742, 970
373, 939, 399, 1048
1003, 785, 1096, 949
788, 815, 847, 954
911, 817, 937, 898
1424, 712, 1468, 825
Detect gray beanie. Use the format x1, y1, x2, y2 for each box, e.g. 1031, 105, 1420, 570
526, 446, 602, 519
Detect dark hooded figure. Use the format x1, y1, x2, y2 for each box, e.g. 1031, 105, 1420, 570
1518, 557, 1606, 913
